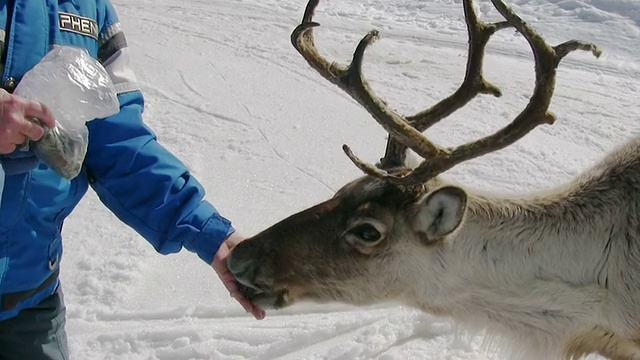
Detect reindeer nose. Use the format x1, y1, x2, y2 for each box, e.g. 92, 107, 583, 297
227, 246, 257, 284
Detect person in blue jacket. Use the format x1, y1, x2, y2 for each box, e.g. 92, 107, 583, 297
0, 1, 265, 358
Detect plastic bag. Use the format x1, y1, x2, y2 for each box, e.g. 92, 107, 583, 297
14, 46, 120, 180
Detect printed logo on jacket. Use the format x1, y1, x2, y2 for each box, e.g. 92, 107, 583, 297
59, 12, 98, 39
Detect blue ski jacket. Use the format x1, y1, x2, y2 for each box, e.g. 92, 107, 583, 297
0, 0, 234, 320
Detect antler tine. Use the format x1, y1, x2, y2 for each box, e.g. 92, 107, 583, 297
291, 0, 450, 180
379, 0, 511, 169
392, 0, 602, 186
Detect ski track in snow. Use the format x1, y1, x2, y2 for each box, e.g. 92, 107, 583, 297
58, 0, 639, 358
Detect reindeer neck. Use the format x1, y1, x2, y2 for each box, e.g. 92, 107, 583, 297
404, 190, 616, 356
411, 186, 622, 346
453, 191, 612, 281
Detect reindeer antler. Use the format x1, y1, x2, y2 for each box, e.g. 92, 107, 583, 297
291, 0, 601, 188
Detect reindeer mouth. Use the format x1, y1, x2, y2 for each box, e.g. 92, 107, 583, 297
237, 282, 292, 309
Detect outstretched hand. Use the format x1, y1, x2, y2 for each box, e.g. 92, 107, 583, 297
212, 232, 266, 320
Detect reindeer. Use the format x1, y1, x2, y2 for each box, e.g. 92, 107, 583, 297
227, 0, 640, 358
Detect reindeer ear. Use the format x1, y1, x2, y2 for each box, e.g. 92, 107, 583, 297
413, 186, 467, 243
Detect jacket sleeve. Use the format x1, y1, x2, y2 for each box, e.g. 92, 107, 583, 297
84, 1, 234, 264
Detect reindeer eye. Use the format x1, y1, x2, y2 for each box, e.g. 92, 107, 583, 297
350, 224, 382, 242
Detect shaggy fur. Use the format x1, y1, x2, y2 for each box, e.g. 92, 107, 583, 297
229, 137, 640, 359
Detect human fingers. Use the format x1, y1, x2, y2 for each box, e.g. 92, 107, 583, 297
19, 117, 48, 142
213, 232, 266, 319
1, 113, 48, 143
0, 112, 31, 154
216, 261, 266, 320
228, 280, 266, 320
0, 94, 53, 147
23, 100, 56, 129
0, 133, 27, 154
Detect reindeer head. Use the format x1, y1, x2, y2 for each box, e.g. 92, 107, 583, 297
228, 0, 600, 310
229, 174, 467, 308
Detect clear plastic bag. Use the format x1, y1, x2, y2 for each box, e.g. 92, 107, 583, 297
14, 46, 120, 180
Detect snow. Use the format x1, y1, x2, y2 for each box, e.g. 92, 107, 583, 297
60, 0, 639, 358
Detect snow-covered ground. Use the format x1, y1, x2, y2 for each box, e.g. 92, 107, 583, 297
60, 0, 640, 358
